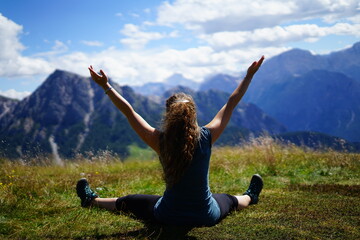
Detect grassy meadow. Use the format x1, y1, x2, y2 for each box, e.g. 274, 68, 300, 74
0, 138, 359, 239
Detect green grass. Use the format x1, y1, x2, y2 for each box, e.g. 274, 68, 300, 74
1, 138, 359, 239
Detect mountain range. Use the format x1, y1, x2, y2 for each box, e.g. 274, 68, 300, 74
1, 42, 360, 161
198, 42, 360, 143
0, 70, 285, 160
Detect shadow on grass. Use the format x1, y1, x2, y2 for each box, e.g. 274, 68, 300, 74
289, 183, 360, 197
70, 224, 197, 240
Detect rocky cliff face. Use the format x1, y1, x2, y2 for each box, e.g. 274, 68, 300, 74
1, 71, 95, 158
0, 95, 18, 122
0, 70, 161, 160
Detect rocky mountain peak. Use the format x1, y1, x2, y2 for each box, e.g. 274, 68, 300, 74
349, 41, 360, 52
0, 95, 18, 120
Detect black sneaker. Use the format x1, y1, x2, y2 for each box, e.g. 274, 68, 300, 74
76, 178, 98, 207
243, 174, 263, 205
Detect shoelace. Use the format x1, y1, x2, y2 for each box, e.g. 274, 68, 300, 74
85, 185, 96, 197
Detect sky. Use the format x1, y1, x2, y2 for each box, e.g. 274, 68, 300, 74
0, 0, 359, 99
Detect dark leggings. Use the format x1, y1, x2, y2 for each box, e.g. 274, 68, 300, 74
115, 193, 238, 225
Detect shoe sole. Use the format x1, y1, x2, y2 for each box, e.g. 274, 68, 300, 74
76, 178, 88, 197
253, 174, 263, 185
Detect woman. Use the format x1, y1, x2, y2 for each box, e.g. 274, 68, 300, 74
77, 56, 265, 227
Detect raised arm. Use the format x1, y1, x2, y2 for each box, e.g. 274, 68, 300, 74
88, 66, 160, 154
205, 56, 264, 144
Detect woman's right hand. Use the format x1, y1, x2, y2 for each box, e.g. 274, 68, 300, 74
88, 65, 109, 88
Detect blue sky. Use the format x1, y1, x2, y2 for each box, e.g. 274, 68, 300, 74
0, 0, 359, 99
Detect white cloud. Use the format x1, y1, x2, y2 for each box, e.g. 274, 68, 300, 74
157, 0, 360, 33
0, 40, 285, 91
0, 13, 24, 59
157, 0, 295, 32
51, 51, 90, 74
34, 40, 69, 57
0, 89, 31, 100
120, 24, 177, 49
202, 23, 360, 50
130, 13, 140, 18
81, 40, 104, 47
348, 14, 360, 24
51, 45, 283, 87
0, 14, 53, 77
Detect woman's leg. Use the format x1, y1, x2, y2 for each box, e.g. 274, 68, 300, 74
212, 194, 239, 223
233, 174, 263, 209
76, 178, 118, 210
212, 194, 250, 221
213, 174, 264, 223
87, 195, 162, 222
76, 179, 161, 222
93, 198, 118, 211
234, 195, 251, 209
115, 194, 161, 222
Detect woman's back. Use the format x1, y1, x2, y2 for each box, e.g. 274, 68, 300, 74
154, 127, 221, 227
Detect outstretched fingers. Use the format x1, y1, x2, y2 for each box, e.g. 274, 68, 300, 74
99, 69, 107, 78
257, 56, 265, 68
88, 66, 109, 87
88, 66, 108, 82
253, 56, 265, 70
88, 65, 100, 78
247, 56, 265, 77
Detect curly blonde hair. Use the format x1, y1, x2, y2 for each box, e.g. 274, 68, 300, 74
159, 93, 200, 187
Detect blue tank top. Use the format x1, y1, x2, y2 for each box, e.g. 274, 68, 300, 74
154, 127, 220, 226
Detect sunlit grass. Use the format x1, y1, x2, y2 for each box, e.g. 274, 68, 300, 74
0, 138, 359, 239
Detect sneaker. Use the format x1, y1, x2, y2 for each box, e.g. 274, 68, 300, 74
243, 174, 263, 205
76, 178, 98, 207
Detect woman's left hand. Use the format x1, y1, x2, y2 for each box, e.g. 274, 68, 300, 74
88, 65, 109, 88
246, 56, 265, 79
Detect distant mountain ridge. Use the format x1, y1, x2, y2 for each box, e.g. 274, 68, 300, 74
275, 131, 360, 153
132, 73, 200, 96
199, 74, 239, 93
0, 70, 284, 160
200, 42, 360, 142
255, 69, 360, 141
244, 42, 360, 104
